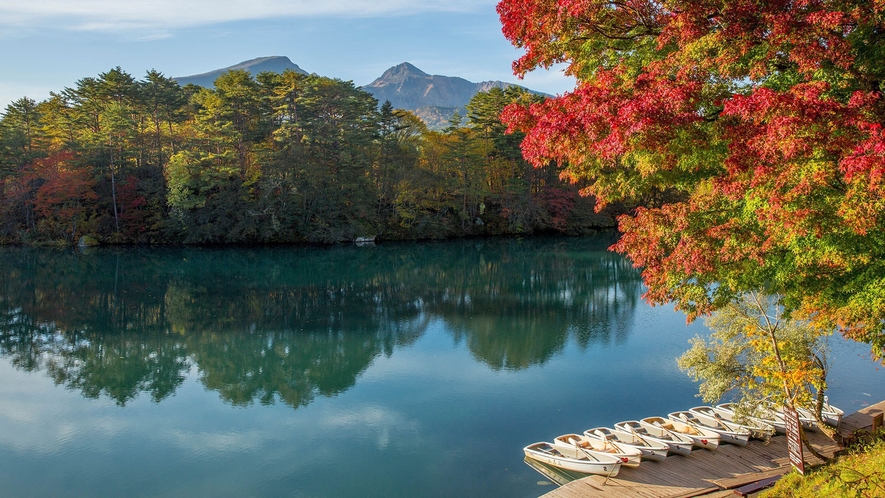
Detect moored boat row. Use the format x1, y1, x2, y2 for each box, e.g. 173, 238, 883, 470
711, 400, 843, 434
523, 401, 842, 476
691, 405, 775, 439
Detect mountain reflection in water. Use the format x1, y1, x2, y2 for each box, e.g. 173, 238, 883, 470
0, 235, 642, 409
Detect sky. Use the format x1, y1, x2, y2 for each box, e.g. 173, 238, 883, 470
0, 0, 576, 111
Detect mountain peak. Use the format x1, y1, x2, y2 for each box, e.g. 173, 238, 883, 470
174, 56, 307, 88
371, 62, 428, 85
227, 56, 296, 71
362, 63, 545, 130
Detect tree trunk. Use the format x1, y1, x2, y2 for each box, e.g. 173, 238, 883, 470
798, 423, 828, 461
749, 292, 833, 463
109, 149, 120, 233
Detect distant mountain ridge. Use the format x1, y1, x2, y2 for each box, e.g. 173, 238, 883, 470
174, 56, 307, 88
360, 62, 542, 129
361, 62, 516, 110
174, 58, 543, 129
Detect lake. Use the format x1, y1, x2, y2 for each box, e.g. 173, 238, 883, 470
0, 235, 882, 497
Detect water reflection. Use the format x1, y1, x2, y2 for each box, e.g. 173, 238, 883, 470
0, 236, 642, 408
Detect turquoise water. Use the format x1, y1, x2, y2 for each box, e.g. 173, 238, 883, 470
0, 236, 882, 497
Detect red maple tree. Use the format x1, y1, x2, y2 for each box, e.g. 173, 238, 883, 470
498, 0, 885, 356
25, 152, 98, 242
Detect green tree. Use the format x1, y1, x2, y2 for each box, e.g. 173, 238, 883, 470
165, 70, 265, 242
260, 69, 310, 241
139, 70, 187, 167
0, 97, 42, 174
374, 101, 425, 225
165, 149, 246, 242
678, 292, 831, 457
440, 117, 487, 231
64, 68, 144, 238
0, 98, 45, 240
291, 76, 380, 242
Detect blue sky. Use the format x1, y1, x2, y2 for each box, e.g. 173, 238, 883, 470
0, 0, 575, 111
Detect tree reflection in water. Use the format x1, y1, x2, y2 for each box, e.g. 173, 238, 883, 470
0, 235, 642, 408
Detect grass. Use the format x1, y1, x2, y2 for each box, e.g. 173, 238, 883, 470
762, 433, 885, 497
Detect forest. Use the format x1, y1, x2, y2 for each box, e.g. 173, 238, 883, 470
0, 68, 616, 246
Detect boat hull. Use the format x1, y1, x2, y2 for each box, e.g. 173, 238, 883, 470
820, 405, 844, 427
524, 443, 622, 476
793, 407, 820, 432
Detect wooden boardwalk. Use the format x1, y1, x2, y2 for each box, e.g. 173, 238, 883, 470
538, 429, 840, 498
839, 399, 885, 439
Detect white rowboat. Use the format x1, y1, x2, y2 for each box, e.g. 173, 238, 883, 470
715, 402, 816, 433
689, 406, 775, 439
584, 427, 669, 462
714, 403, 786, 434
614, 420, 693, 456
819, 398, 845, 427
795, 399, 844, 428
553, 434, 642, 468
524, 442, 622, 476
669, 410, 750, 446
641, 417, 720, 450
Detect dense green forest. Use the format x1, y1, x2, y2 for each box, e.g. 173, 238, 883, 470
0, 68, 616, 245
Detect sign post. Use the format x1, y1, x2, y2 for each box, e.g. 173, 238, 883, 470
783, 405, 805, 475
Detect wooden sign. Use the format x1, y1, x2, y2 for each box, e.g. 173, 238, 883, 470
783, 405, 805, 475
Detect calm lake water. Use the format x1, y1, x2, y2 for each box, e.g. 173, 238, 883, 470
1, 235, 883, 497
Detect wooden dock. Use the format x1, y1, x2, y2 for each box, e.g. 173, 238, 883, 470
839, 399, 885, 439
538, 428, 840, 498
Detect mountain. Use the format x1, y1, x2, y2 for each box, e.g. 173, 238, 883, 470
174, 56, 307, 88
173, 58, 543, 129
362, 63, 543, 129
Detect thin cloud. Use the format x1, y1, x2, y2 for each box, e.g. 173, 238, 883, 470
0, 0, 495, 33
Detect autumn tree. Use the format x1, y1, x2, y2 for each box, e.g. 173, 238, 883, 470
678, 292, 832, 457
27, 152, 98, 243
498, 0, 885, 359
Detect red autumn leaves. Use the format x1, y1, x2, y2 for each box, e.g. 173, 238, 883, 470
498, 0, 885, 351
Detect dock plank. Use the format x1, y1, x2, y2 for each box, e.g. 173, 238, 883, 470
839, 400, 885, 437
709, 466, 790, 489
